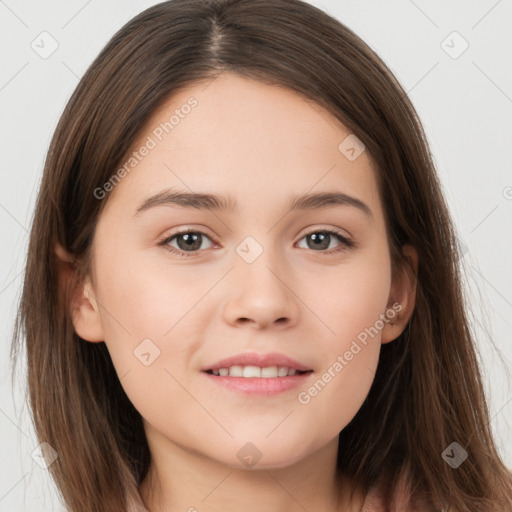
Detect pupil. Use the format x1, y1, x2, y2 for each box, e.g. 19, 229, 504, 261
179, 233, 201, 251
309, 232, 329, 250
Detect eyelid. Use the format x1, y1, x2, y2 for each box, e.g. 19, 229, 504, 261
157, 226, 217, 248
157, 224, 216, 240
296, 224, 353, 241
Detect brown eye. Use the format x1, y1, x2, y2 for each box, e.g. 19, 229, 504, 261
297, 230, 354, 254
160, 230, 214, 255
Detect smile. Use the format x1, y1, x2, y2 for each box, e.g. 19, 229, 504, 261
202, 366, 314, 395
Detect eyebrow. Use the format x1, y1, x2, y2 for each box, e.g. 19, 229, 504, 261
134, 188, 373, 218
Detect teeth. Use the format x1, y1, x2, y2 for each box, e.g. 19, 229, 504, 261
229, 365, 243, 377
261, 366, 278, 378
277, 367, 288, 377
243, 365, 261, 378
211, 366, 304, 378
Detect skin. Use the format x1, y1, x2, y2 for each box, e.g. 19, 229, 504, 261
57, 72, 417, 512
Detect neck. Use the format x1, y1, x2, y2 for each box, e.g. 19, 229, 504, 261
139, 423, 363, 512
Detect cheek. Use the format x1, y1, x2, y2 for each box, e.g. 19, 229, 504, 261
294, 251, 390, 424
304, 253, 391, 346
92, 258, 201, 427
295, 282, 386, 438
92, 247, 212, 392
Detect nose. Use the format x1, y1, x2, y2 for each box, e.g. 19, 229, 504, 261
222, 256, 299, 330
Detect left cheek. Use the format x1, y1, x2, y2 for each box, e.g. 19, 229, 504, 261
316, 272, 388, 338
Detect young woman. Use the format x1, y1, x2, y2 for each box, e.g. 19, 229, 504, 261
11, 0, 512, 510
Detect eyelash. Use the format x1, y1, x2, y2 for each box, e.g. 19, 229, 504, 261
157, 228, 356, 258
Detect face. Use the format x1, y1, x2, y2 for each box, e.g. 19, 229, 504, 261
69, 72, 415, 470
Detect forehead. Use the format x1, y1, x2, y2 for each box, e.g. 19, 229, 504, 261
102, 71, 382, 219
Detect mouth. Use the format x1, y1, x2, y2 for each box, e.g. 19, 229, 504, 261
203, 366, 313, 378
201, 366, 314, 395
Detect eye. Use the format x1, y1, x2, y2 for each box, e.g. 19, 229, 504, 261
296, 229, 355, 254
158, 229, 215, 256
158, 227, 355, 258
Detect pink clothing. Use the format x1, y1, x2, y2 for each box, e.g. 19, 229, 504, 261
361, 475, 432, 512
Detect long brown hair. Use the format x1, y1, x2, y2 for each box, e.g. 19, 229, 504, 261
11, 0, 512, 510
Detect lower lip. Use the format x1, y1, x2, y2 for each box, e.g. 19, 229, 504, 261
202, 371, 313, 395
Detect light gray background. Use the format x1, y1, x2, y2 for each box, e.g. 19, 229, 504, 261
1, 0, 511, 510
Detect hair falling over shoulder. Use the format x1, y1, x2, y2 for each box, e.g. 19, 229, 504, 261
11, 0, 512, 510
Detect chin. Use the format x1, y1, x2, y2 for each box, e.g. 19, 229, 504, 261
211, 435, 314, 471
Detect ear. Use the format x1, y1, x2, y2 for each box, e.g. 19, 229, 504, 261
55, 243, 104, 343
381, 244, 418, 344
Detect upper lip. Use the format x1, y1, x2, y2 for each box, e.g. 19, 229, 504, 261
202, 352, 313, 372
